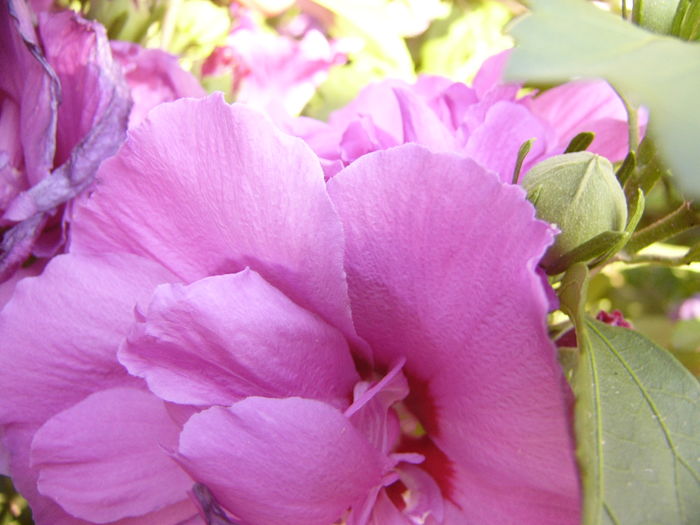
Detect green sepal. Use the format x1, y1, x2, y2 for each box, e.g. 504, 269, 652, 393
564, 131, 596, 154
615, 151, 636, 187
512, 138, 535, 184
682, 241, 700, 264
546, 231, 629, 276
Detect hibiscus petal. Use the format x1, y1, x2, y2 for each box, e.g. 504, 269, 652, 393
0, 252, 175, 427
366, 490, 413, 525
31, 387, 194, 523
120, 269, 358, 407
0, 0, 57, 192
528, 79, 647, 162
71, 95, 358, 344
5, 423, 201, 525
110, 40, 206, 129
4, 10, 131, 222
177, 397, 387, 525
328, 145, 580, 523
463, 100, 550, 182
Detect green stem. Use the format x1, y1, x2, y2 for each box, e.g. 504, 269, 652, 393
626, 202, 700, 253
611, 86, 639, 155
616, 253, 687, 266
160, 0, 181, 50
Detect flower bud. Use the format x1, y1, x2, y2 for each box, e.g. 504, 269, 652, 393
523, 152, 628, 270
633, 0, 680, 36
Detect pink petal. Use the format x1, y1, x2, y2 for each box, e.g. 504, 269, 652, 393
346, 360, 408, 455
120, 269, 358, 407
177, 397, 388, 525
110, 41, 206, 129
4, 425, 200, 525
0, 0, 57, 193
5, 10, 131, 222
463, 100, 551, 182
328, 145, 580, 523
71, 95, 358, 346
366, 490, 413, 525
529, 79, 645, 162
0, 258, 43, 309
32, 387, 194, 523
0, 252, 175, 427
392, 88, 458, 152
472, 50, 519, 100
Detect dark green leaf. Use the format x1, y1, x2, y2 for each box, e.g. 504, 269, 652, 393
574, 320, 700, 524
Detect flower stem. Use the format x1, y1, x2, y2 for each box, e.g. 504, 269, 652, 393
626, 202, 700, 253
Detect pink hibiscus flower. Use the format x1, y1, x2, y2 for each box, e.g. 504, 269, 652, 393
110, 41, 206, 129
0, 0, 131, 281
288, 50, 644, 179
0, 95, 579, 524
202, 8, 347, 121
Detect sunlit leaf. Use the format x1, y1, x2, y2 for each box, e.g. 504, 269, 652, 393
313, 0, 417, 78
418, 0, 512, 80
505, 0, 700, 198
574, 319, 700, 524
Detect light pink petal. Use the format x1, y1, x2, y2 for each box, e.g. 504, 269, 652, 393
328, 145, 580, 523
120, 269, 358, 407
472, 50, 519, 100
328, 80, 409, 141
399, 464, 444, 523
463, 100, 551, 182
177, 397, 388, 525
110, 40, 206, 129
339, 116, 398, 164
366, 490, 413, 525
0, 252, 176, 427
71, 95, 358, 345
346, 360, 408, 455
31, 387, 194, 523
0, 258, 43, 309
392, 88, 458, 152
529, 79, 645, 162
4, 425, 201, 525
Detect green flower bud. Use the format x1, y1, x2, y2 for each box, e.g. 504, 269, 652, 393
633, 0, 680, 35
523, 152, 628, 270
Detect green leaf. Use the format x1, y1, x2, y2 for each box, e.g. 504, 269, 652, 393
505, 0, 700, 198
312, 0, 416, 78
574, 319, 700, 524
418, 0, 512, 80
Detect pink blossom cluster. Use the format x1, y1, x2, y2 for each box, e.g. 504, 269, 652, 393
0, 0, 204, 284
0, 3, 643, 525
289, 51, 639, 179
1, 93, 581, 524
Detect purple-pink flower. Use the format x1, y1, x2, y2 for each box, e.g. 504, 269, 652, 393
202, 8, 347, 120
288, 51, 644, 179
0, 0, 130, 281
0, 95, 579, 524
110, 41, 206, 129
